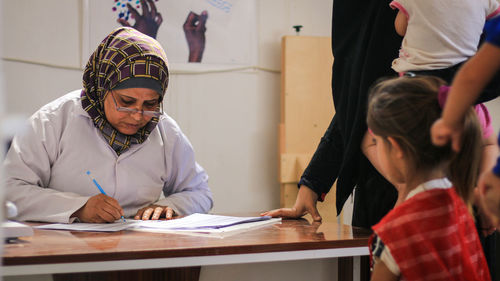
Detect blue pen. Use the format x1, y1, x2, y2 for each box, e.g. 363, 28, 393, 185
86, 170, 126, 222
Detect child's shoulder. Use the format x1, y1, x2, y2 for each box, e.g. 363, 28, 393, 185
374, 188, 456, 231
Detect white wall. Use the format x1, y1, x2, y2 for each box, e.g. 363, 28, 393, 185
4, 1, 500, 281
1, 0, 333, 216
2, 0, 338, 281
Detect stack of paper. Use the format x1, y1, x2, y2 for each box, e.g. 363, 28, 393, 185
133, 213, 282, 237
34, 214, 281, 237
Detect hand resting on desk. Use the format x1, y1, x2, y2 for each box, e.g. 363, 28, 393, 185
135, 204, 176, 220
71, 194, 124, 223
261, 185, 322, 222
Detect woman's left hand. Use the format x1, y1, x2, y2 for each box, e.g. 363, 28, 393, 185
134, 204, 175, 220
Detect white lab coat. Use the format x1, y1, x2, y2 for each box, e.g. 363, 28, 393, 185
3, 90, 213, 223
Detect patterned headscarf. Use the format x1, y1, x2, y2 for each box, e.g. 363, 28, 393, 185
81, 27, 169, 155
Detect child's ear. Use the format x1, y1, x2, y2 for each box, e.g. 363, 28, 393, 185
387, 136, 404, 159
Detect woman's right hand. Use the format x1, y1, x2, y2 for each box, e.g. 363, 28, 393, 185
261, 185, 322, 222
71, 194, 124, 223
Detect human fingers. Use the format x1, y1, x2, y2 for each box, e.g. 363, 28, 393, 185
142, 207, 154, 220
147, 0, 157, 18
101, 196, 124, 216
134, 208, 144, 220
133, 205, 154, 219
306, 205, 322, 222
117, 18, 131, 27
197, 10, 208, 31
165, 207, 175, 219
83, 196, 118, 223
260, 208, 302, 219
156, 13, 163, 25
96, 208, 120, 223
126, 3, 141, 20
450, 132, 462, 152
140, 0, 150, 17
97, 199, 123, 221
184, 11, 198, 28
430, 119, 451, 146
151, 206, 164, 220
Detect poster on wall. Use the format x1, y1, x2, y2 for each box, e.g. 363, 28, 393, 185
87, 0, 257, 70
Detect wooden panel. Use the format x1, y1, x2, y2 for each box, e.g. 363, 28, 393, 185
280, 153, 313, 183
281, 183, 300, 208
281, 36, 334, 153
279, 36, 337, 222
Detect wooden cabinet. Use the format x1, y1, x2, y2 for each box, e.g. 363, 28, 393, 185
279, 36, 338, 222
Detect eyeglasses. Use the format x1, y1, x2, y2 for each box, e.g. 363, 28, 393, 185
110, 91, 162, 118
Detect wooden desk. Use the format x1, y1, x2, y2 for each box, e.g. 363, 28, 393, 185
3, 218, 371, 281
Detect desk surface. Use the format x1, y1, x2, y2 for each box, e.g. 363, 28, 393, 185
3, 217, 371, 276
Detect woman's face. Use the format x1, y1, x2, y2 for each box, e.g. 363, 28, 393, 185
104, 88, 160, 135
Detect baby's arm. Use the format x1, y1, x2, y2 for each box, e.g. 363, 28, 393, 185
389, 1, 408, 36
394, 10, 407, 36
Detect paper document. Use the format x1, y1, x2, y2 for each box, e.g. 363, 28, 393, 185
33, 214, 279, 234
133, 217, 282, 238
35, 221, 138, 232
134, 213, 273, 230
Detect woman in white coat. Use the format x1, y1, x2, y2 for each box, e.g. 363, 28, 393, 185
3, 27, 213, 223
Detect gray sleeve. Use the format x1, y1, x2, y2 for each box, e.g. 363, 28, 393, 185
156, 129, 213, 215
3, 112, 89, 223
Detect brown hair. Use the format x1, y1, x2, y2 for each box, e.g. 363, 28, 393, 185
366, 76, 482, 205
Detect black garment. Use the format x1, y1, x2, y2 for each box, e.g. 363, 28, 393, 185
298, 0, 401, 228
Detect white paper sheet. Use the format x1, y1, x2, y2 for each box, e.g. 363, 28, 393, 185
34, 221, 139, 232
33, 214, 276, 233
134, 213, 272, 230
133, 217, 282, 238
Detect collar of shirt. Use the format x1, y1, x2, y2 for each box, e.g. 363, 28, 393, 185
406, 177, 452, 200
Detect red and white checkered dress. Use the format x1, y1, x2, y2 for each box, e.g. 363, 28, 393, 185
370, 181, 490, 281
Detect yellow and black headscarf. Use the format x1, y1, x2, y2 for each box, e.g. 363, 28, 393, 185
81, 27, 169, 155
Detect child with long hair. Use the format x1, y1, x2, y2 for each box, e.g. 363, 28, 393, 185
367, 76, 490, 281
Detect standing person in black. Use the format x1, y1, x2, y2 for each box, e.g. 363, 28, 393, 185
263, 0, 402, 229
